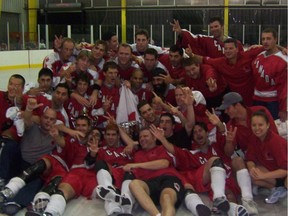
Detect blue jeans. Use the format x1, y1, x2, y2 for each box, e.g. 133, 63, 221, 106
0, 137, 21, 182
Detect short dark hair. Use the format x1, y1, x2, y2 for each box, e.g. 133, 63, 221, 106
193, 122, 208, 133
10, 74, 25, 87
75, 73, 90, 85
209, 17, 224, 26
103, 61, 118, 72
93, 40, 108, 53
160, 112, 176, 125
38, 68, 53, 79
135, 29, 149, 39
76, 115, 91, 127
144, 48, 158, 59
262, 28, 277, 39
137, 100, 150, 113
224, 38, 238, 48
55, 83, 70, 96
169, 44, 183, 56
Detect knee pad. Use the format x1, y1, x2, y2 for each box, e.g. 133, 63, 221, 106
42, 176, 63, 195
123, 172, 135, 181
20, 159, 47, 182
211, 158, 225, 169
95, 160, 109, 172
54, 188, 65, 198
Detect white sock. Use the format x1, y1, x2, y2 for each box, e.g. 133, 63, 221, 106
6, 177, 26, 195
237, 169, 253, 200
121, 179, 135, 204
97, 169, 113, 187
210, 166, 226, 200
227, 202, 238, 216
45, 194, 66, 216
185, 193, 204, 216
33, 191, 50, 203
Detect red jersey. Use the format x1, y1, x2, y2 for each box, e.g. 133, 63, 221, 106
94, 84, 120, 126
177, 29, 244, 58
174, 132, 232, 172
227, 106, 278, 152
158, 54, 186, 81
132, 145, 185, 184
64, 94, 94, 128
97, 145, 133, 167
246, 130, 287, 171
252, 51, 287, 111
132, 87, 153, 103
185, 64, 227, 98
203, 47, 264, 106
0, 91, 14, 134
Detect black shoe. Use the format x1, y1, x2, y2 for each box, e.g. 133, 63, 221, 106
196, 204, 211, 216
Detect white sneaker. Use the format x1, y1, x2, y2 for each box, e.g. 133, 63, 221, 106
241, 198, 258, 215
104, 200, 121, 215
96, 185, 117, 201
32, 192, 51, 213
228, 202, 249, 216
265, 186, 287, 204
120, 194, 133, 214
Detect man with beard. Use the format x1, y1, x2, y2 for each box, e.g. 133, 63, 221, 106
151, 67, 177, 106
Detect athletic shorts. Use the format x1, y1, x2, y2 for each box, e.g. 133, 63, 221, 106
145, 175, 185, 208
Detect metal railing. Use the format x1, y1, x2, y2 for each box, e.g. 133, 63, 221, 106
0, 23, 287, 51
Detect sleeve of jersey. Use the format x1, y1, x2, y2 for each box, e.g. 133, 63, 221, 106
271, 134, 287, 170
173, 146, 196, 171
202, 64, 217, 80
275, 60, 287, 112
177, 29, 202, 55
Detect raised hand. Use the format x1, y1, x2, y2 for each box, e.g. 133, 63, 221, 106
170, 19, 182, 34
226, 126, 237, 144
26, 98, 43, 111
205, 108, 220, 125
206, 78, 217, 92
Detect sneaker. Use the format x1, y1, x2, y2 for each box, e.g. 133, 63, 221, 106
228, 203, 249, 216
213, 196, 230, 213
96, 185, 117, 201
104, 200, 121, 215
32, 192, 51, 213
241, 198, 258, 215
120, 194, 133, 214
196, 204, 211, 216
0, 187, 14, 202
265, 186, 287, 204
1, 201, 22, 215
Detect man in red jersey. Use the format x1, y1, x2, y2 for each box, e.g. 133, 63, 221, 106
217, 92, 278, 158
158, 45, 186, 85
188, 38, 264, 106
171, 17, 244, 58
251, 28, 287, 121
43, 38, 75, 88
183, 57, 228, 109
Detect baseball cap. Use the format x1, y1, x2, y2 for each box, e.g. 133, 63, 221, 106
217, 92, 243, 110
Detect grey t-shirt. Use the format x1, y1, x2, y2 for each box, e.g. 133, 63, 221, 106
21, 124, 56, 164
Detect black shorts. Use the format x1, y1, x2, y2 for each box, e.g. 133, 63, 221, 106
145, 175, 185, 208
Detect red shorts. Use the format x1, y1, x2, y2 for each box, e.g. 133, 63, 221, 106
41, 155, 68, 185
62, 168, 98, 198
181, 165, 240, 199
